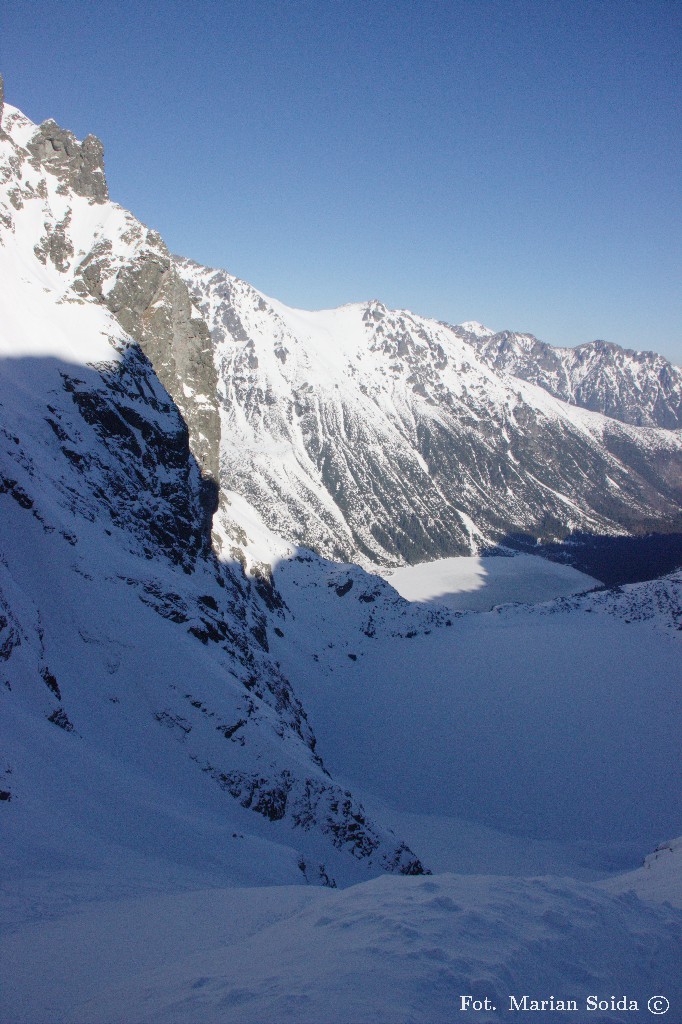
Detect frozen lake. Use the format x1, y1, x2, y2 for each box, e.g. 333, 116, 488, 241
378, 552, 600, 611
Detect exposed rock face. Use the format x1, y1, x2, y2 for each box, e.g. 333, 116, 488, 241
463, 328, 682, 430
33, 209, 74, 272
74, 231, 221, 525
0, 90, 220, 529
58, 345, 213, 567
27, 118, 109, 202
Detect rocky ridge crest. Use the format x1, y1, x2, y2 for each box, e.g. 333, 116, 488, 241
461, 326, 682, 430
0, 78, 220, 527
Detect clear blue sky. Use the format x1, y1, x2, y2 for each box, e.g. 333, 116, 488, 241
2, 0, 681, 361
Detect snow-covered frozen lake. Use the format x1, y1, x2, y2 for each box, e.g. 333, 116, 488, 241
378, 553, 600, 611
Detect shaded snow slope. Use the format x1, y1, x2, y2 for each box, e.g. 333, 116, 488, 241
210, 491, 682, 872
0, 94, 424, 887
604, 836, 682, 908
0, 354, 421, 888
525, 569, 682, 638
268, 555, 682, 857
3, 873, 681, 1024
178, 258, 682, 567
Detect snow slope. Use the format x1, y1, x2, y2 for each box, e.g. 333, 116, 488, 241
605, 836, 682, 908
2, 81, 681, 1024
0, 88, 424, 888
271, 562, 682, 855
3, 871, 682, 1024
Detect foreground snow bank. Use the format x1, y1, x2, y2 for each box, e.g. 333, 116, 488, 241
3, 872, 681, 1024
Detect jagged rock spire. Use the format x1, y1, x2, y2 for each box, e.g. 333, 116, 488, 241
27, 117, 108, 202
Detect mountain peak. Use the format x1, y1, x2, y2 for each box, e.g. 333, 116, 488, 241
26, 116, 108, 202
472, 330, 682, 428
458, 320, 495, 337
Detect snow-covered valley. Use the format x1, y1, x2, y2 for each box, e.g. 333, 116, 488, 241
1, 77, 681, 1023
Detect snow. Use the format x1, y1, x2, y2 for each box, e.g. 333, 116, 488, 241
0, 243, 122, 366
179, 256, 682, 569
3, 873, 681, 1024
280, 609, 682, 850
473, 328, 682, 428
2, 92, 682, 1024
604, 837, 682, 908
1, 103, 38, 148
458, 320, 496, 337
378, 552, 600, 612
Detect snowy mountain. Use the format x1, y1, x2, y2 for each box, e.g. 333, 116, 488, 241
178, 257, 682, 567
0, 80, 424, 886
2, 77, 682, 1024
461, 325, 682, 429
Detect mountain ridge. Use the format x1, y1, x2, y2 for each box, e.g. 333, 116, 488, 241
458, 324, 682, 428
2, 75, 682, 1024
178, 256, 682, 568
2, 77, 681, 880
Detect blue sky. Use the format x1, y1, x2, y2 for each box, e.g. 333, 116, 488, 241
2, 0, 681, 361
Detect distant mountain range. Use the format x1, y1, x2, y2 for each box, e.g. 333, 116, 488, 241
177, 258, 682, 566
459, 322, 682, 429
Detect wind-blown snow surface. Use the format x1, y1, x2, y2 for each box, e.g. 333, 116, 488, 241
4, 872, 682, 1024
378, 553, 600, 612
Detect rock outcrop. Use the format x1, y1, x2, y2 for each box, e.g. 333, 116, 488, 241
0, 86, 220, 529
74, 232, 221, 526
27, 118, 109, 202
